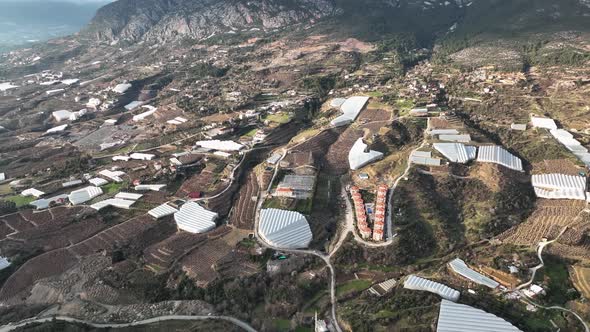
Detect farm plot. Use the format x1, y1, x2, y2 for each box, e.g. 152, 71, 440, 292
499, 200, 585, 246
144, 232, 208, 273
10, 216, 107, 252
229, 172, 259, 230
68, 215, 156, 257
290, 129, 342, 159
206, 182, 237, 217
532, 159, 584, 176
571, 266, 590, 299
1, 213, 36, 232
325, 126, 363, 175
175, 166, 227, 198
0, 248, 78, 303
180, 227, 243, 287
357, 108, 391, 123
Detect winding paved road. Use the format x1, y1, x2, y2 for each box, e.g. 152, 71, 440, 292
0, 315, 258, 332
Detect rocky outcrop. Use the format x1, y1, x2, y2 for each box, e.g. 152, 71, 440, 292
83, 0, 337, 42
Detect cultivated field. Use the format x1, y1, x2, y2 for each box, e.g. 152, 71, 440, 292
571, 265, 590, 299
499, 200, 586, 246
532, 159, 584, 176
229, 172, 259, 230
180, 227, 245, 287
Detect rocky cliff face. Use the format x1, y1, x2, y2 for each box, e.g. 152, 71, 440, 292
83, 0, 337, 42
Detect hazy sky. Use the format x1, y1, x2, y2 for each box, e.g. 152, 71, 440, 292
0, 0, 114, 3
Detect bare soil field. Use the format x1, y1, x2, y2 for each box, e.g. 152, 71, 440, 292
532, 159, 584, 176
499, 200, 586, 246
180, 227, 246, 287
229, 171, 259, 230
571, 265, 590, 299
325, 126, 363, 175
357, 109, 391, 123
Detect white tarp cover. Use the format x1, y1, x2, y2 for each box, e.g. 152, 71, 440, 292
149, 203, 178, 219
477, 145, 523, 171
196, 140, 244, 152
113, 83, 132, 94
448, 258, 499, 289
130, 153, 155, 160
99, 170, 125, 183
91, 198, 135, 210
0, 257, 10, 271
89, 178, 109, 187
69, 186, 103, 205
429, 129, 459, 135
437, 300, 521, 332
135, 184, 166, 191
531, 116, 557, 130
532, 173, 586, 201
404, 275, 460, 302
30, 194, 68, 210
46, 124, 68, 133
22, 188, 45, 198
330, 96, 370, 127
433, 143, 476, 164
0, 82, 18, 91
348, 138, 384, 170
438, 134, 471, 143
115, 192, 143, 200
174, 201, 217, 234
259, 208, 313, 249
532, 174, 586, 191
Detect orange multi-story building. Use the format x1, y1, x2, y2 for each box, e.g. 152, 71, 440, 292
350, 184, 388, 242
373, 229, 384, 241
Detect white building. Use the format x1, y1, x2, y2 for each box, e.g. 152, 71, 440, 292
174, 202, 218, 233
86, 98, 102, 109
348, 138, 384, 170
68, 186, 103, 205
62, 179, 83, 188
259, 208, 313, 249
130, 153, 156, 161
409, 151, 442, 166
21, 188, 45, 198
403, 275, 460, 302
125, 101, 143, 110
112, 156, 131, 162
52, 110, 73, 122
113, 83, 132, 94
